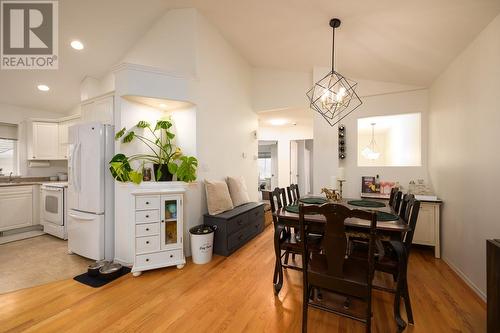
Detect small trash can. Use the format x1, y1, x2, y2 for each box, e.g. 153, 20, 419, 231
190, 225, 216, 264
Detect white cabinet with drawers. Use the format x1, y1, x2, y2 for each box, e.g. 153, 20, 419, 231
131, 190, 186, 276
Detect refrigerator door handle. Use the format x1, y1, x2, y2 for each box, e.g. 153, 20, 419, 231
74, 143, 82, 192
68, 212, 95, 221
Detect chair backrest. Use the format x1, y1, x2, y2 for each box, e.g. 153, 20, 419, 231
401, 197, 421, 258
389, 187, 399, 206
268, 188, 288, 222
287, 184, 300, 204
398, 193, 415, 219
299, 203, 377, 279
391, 191, 403, 213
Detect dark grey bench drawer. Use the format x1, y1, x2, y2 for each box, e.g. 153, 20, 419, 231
227, 213, 249, 235
227, 226, 252, 252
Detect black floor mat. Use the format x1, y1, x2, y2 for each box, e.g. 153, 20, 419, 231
73, 267, 131, 288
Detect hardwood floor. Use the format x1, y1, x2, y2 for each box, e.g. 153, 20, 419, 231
0, 226, 485, 332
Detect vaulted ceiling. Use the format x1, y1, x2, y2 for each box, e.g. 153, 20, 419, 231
1, 0, 499, 113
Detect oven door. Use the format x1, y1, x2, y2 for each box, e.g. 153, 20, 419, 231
41, 186, 63, 225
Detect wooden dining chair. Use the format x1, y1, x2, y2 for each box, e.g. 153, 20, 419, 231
389, 187, 399, 207
299, 203, 377, 333
354, 197, 421, 331
287, 183, 300, 204
398, 193, 415, 219
268, 188, 302, 292
390, 190, 403, 213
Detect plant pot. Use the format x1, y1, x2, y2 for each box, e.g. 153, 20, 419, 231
153, 164, 173, 181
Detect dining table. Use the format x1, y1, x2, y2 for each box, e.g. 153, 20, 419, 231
272, 196, 410, 329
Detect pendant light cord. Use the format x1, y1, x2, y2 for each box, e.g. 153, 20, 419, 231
331, 26, 335, 72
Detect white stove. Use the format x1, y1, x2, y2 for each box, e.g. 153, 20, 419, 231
40, 182, 68, 239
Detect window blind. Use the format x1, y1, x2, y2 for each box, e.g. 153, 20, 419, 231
0, 123, 18, 140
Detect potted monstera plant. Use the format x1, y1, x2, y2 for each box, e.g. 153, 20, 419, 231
109, 119, 198, 184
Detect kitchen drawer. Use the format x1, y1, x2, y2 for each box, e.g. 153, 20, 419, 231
135, 249, 183, 267
136, 235, 160, 254
136, 196, 160, 210
227, 213, 249, 235
135, 223, 159, 237
135, 210, 160, 224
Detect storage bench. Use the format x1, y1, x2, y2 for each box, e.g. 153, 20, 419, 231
203, 202, 265, 256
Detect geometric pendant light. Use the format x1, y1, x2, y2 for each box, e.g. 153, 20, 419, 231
306, 18, 362, 127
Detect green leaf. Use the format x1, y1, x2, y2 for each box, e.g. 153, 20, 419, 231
109, 154, 132, 182
115, 127, 126, 140
175, 155, 198, 182
155, 167, 162, 181
122, 131, 135, 143
155, 120, 172, 131
129, 171, 143, 184
166, 131, 175, 140
168, 162, 178, 174
136, 121, 150, 128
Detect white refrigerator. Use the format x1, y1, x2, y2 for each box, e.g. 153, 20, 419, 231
67, 122, 114, 261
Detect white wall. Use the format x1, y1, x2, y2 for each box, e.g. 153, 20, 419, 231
121, 9, 197, 78
428, 13, 500, 298
258, 124, 313, 188
340, 89, 429, 198
113, 8, 257, 259
0, 103, 68, 177
252, 68, 311, 112
309, 65, 429, 196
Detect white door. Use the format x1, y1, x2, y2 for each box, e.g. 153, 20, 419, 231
67, 209, 105, 260
290, 141, 298, 185
304, 148, 311, 194
270, 143, 279, 189
32, 122, 59, 159
78, 123, 105, 214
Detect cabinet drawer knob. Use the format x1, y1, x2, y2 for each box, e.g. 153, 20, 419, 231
146, 258, 149, 262
145, 215, 150, 218
146, 241, 150, 244
146, 201, 150, 205
170, 254, 173, 258
145, 228, 150, 231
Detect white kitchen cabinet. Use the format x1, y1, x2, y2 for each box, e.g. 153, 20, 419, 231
81, 95, 114, 125
0, 186, 33, 232
29, 122, 59, 160
58, 118, 78, 159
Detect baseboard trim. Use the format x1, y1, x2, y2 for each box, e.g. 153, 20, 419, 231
442, 255, 486, 302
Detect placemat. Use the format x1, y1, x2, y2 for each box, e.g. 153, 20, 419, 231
376, 211, 400, 221
347, 200, 385, 208
299, 197, 328, 204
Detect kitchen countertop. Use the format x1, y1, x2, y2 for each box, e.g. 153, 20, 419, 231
0, 179, 67, 187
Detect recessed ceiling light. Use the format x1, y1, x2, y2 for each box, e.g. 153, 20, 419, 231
37, 84, 50, 92
70, 40, 84, 50
159, 103, 167, 108
269, 119, 288, 126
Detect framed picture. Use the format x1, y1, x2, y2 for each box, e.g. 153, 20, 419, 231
362, 176, 378, 193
